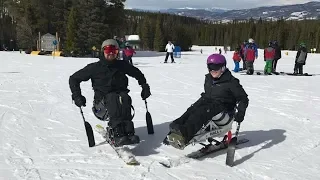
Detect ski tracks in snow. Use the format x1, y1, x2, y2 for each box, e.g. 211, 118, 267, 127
1, 112, 42, 180
1, 51, 320, 179
236, 75, 320, 179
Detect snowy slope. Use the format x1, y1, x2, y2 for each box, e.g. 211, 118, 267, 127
1, 46, 320, 180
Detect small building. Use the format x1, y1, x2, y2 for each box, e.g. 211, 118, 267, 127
125, 35, 141, 50
40, 33, 57, 52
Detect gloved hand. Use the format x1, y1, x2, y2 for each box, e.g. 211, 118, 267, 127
235, 112, 245, 123
141, 83, 151, 100
72, 94, 86, 107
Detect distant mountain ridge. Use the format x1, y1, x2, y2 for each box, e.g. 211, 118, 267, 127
130, 1, 320, 21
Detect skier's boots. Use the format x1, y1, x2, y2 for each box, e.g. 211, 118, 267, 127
124, 121, 140, 144
111, 121, 140, 147
167, 132, 187, 150
167, 123, 187, 150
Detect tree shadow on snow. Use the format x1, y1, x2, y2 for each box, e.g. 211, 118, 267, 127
134, 51, 166, 57
0, 71, 21, 73
195, 129, 287, 166
133, 63, 155, 68
278, 71, 320, 76
131, 121, 171, 156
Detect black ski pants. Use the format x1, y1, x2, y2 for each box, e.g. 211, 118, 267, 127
124, 55, 133, 65
242, 57, 246, 70
272, 59, 278, 72
170, 103, 224, 142
294, 63, 304, 74
164, 52, 174, 62
92, 92, 134, 129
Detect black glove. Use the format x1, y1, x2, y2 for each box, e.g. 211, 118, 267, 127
72, 94, 86, 107
141, 83, 151, 100
235, 112, 245, 123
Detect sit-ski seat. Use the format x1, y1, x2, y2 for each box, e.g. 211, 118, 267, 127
187, 110, 235, 146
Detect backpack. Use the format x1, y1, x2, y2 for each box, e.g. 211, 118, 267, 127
245, 45, 255, 61
264, 48, 275, 61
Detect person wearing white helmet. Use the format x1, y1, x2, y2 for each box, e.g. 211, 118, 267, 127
69, 39, 151, 147
244, 38, 258, 75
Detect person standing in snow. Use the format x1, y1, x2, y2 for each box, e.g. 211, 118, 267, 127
294, 42, 308, 75
114, 36, 121, 60
123, 42, 136, 65
240, 40, 248, 70
264, 41, 276, 75
164, 54, 249, 149
119, 37, 127, 60
272, 40, 281, 72
232, 47, 242, 72
244, 38, 258, 75
69, 39, 151, 147
164, 41, 175, 63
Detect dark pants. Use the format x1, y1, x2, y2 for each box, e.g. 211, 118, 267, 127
170, 103, 224, 142
272, 59, 278, 72
124, 55, 133, 65
246, 61, 254, 75
241, 56, 246, 70
164, 52, 174, 62
92, 92, 134, 131
294, 63, 303, 74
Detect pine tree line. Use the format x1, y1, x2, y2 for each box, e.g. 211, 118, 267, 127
1, 1, 320, 53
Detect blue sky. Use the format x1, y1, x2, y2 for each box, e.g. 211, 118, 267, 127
124, 0, 315, 10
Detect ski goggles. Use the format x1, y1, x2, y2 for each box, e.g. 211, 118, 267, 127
207, 64, 224, 71
103, 45, 118, 55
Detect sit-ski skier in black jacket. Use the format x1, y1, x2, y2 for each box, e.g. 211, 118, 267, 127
166, 54, 249, 149
69, 39, 151, 147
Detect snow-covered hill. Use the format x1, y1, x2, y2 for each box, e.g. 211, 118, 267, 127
1, 47, 320, 179
132, 1, 320, 21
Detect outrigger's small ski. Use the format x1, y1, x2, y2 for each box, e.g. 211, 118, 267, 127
95, 124, 140, 166
226, 123, 242, 166
159, 133, 249, 168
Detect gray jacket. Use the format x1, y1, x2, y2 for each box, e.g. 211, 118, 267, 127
296, 47, 308, 64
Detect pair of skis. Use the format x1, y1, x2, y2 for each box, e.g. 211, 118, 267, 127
80, 102, 247, 167
94, 123, 247, 167
78, 99, 154, 165
160, 123, 248, 168
94, 124, 140, 165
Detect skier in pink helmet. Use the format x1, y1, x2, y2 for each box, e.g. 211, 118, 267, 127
164, 54, 249, 149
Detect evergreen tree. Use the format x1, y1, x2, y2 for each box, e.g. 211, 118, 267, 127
65, 7, 77, 53
141, 16, 153, 50
153, 14, 165, 51
4, 1, 320, 53
51, 0, 66, 39
87, 0, 107, 49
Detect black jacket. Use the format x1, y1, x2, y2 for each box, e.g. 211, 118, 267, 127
272, 44, 281, 60
194, 69, 249, 115
273, 44, 281, 60
69, 59, 147, 102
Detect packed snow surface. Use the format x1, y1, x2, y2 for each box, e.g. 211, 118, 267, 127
0, 46, 320, 179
